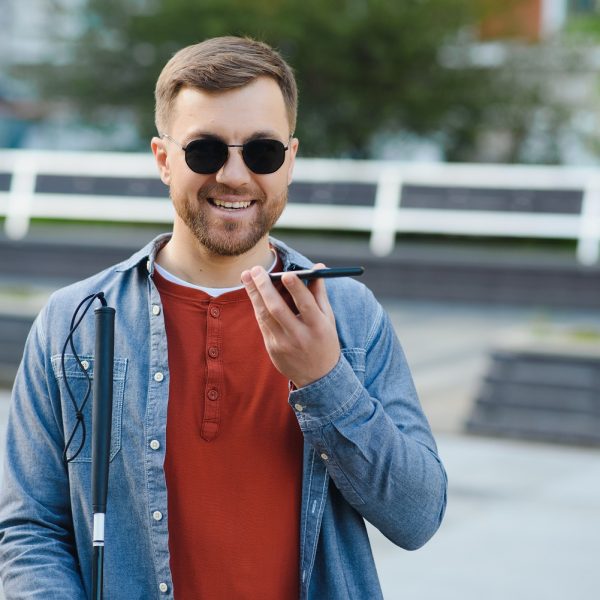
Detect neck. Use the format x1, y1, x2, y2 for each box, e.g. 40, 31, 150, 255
156, 225, 274, 288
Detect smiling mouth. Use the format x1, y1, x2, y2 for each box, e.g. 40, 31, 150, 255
208, 198, 255, 210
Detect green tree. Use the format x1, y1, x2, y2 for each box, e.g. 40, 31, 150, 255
19, 0, 546, 160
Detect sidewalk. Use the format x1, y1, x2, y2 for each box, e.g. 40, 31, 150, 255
371, 433, 600, 599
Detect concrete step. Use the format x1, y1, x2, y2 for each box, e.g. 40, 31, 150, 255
466, 348, 600, 446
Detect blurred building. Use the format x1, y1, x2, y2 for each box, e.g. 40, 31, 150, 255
0, 0, 131, 149
480, 0, 567, 41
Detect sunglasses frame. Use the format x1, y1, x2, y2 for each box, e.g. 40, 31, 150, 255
161, 133, 292, 175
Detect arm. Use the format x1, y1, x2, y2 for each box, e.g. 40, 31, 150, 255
0, 308, 87, 598
290, 304, 447, 549
242, 266, 447, 550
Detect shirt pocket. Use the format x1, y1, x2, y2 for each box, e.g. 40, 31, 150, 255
51, 353, 127, 463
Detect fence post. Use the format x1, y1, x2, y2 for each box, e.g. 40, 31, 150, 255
370, 165, 402, 256
577, 175, 600, 266
5, 152, 36, 240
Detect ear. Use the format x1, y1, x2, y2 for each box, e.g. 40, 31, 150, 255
286, 137, 299, 186
151, 136, 171, 186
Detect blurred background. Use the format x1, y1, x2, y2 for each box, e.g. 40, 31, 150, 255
3, 0, 600, 161
1, 1, 600, 598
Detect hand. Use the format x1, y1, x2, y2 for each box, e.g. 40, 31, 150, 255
241, 263, 340, 388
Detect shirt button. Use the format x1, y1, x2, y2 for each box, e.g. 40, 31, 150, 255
154, 372, 164, 382
159, 582, 168, 593
209, 306, 221, 318
207, 389, 219, 401
320, 453, 329, 461
150, 439, 160, 450
208, 346, 219, 358
80, 360, 90, 371
152, 304, 161, 316
294, 403, 304, 412
152, 510, 163, 521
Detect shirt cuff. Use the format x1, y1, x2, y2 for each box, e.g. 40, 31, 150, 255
288, 353, 363, 428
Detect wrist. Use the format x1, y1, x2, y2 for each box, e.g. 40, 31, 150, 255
291, 350, 340, 389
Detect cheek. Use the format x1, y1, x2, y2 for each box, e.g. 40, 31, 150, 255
263, 172, 289, 198
170, 168, 207, 198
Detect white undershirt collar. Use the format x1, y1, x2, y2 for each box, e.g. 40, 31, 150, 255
154, 250, 278, 297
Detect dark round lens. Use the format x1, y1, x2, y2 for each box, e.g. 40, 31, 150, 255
242, 139, 286, 174
185, 139, 229, 174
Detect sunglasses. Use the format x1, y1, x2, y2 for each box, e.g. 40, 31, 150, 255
161, 133, 291, 175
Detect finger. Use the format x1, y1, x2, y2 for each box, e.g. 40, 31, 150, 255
281, 271, 323, 327
241, 269, 286, 335
248, 266, 301, 334
306, 263, 335, 318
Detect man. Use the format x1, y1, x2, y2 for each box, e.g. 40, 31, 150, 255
0, 36, 447, 599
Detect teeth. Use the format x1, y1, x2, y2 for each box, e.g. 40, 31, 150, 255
213, 199, 252, 209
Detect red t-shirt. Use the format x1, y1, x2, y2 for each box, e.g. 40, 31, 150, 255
155, 266, 303, 599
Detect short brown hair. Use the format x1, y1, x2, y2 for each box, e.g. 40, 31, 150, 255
154, 36, 298, 135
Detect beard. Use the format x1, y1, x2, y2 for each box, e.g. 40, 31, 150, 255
171, 182, 287, 257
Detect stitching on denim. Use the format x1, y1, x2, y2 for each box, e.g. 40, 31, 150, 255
145, 288, 173, 593
340, 348, 366, 372
301, 449, 316, 581
306, 468, 329, 593
327, 462, 365, 506
301, 379, 363, 432
50, 354, 128, 380
39, 305, 48, 352
365, 301, 384, 352
295, 353, 346, 395
54, 361, 127, 463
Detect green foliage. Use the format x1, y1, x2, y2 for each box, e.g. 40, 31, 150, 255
17, 0, 541, 160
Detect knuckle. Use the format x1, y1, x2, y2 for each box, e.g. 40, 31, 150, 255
255, 308, 271, 327
269, 338, 285, 356
270, 304, 286, 320
254, 274, 271, 292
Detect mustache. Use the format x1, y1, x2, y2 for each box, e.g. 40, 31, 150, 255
197, 183, 266, 201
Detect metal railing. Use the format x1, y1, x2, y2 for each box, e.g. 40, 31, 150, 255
1, 149, 599, 264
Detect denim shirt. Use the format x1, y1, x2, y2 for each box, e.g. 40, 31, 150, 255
0, 234, 447, 599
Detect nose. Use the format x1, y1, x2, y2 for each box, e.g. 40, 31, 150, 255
215, 147, 251, 188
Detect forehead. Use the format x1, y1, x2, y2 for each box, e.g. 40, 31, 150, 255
170, 77, 290, 140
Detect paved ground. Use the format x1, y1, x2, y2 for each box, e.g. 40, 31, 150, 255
1, 299, 599, 598
371, 433, 600, 599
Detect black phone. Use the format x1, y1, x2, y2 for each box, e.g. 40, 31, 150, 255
269, 266, 365, 281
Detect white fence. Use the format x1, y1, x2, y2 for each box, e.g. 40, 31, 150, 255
0, 149, 599, 264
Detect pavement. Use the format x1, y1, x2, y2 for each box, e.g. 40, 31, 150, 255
1, 299, 600, 599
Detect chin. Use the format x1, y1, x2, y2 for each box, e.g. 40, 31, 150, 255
194, 229, 267, 257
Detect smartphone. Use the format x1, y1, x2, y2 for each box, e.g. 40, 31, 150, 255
269, 266, 365, 281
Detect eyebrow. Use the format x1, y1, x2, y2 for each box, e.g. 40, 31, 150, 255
184, 129, 286, 144
246, 130, 285, 141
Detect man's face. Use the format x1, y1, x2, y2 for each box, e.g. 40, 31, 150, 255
152, 77, 298, 256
